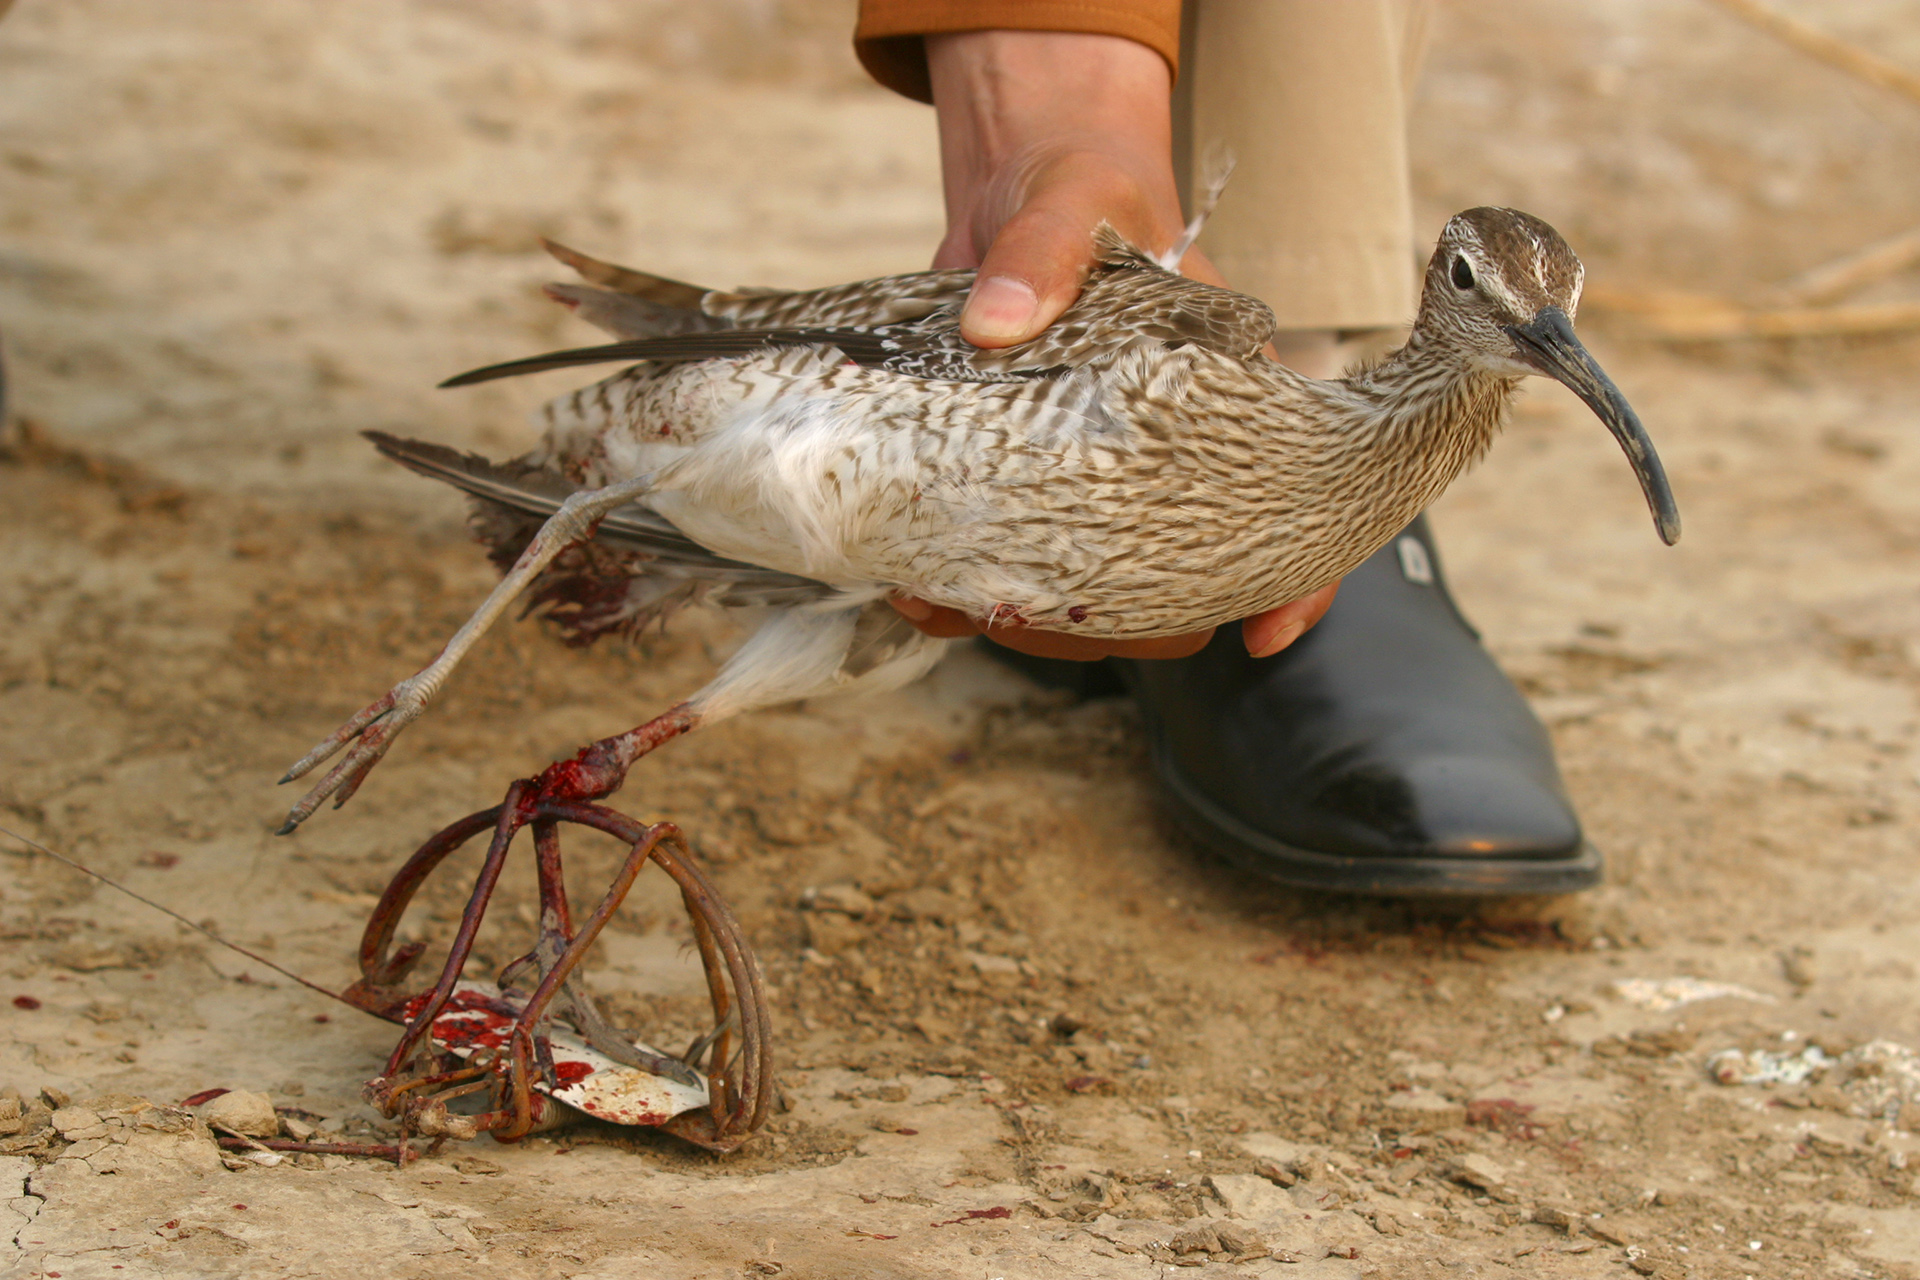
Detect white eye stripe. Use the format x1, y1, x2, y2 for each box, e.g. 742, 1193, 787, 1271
1477, 270, 1527, 314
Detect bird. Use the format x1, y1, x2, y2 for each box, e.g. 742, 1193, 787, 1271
278, 204, 1676, 836
271, 206, 1677, 1142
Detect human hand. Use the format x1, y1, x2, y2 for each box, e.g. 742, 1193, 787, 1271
889, 585, 1341, 661
886, 29, 1341, 661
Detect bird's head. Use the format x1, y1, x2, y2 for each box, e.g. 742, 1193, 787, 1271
1422, 207, 1680, 545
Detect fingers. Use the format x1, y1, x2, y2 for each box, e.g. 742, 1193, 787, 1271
983, 625, 1214, 661
891, 582, 1341, 663
887, 596, 983, 638
1242, 581, 1342, 659
887, 595, 1214, 660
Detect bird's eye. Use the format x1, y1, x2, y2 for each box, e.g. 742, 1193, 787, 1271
1451, 256, 1475, 290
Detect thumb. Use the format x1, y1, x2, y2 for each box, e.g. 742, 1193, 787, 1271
958, 159, 1156, 348
959, 200, 1090, 347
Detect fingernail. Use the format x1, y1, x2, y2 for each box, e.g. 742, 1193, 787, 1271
964, 276, 1040, 344
1248, 620, 1305, 660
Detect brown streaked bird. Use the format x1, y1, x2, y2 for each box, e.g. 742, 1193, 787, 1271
279, 206, 1678, 831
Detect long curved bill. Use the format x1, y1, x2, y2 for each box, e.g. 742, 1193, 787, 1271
1506, 307, 1681, 546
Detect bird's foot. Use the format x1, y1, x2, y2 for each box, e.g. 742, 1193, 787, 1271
276, 674, 432, 833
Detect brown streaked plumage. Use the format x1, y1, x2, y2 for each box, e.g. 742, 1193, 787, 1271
279, 206, 1677, 836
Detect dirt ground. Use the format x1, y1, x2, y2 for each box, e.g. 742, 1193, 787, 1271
2, 2, 1919, 1276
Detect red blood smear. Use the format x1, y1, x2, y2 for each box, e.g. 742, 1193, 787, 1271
403, 991, 516, 1052
932, 1206, 1012, 1226
12, 995, 40, 1011
550, 1061, 593, 1085
138, 852, 180, 869
232, 1204, 246, 1211
312, 1014, 330, 1024
180, 1088, 229, 1108
161, 1221, 178, 1230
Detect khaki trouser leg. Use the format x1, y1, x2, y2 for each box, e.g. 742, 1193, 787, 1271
1174, 0, 1429, 358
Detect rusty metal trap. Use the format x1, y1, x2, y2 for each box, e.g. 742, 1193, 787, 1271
338, 786, 771, 1152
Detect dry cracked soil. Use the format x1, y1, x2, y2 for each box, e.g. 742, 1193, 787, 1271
2, 2, 1919, 1277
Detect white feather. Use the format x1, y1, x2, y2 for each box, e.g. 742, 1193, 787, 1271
690, 603, 948, 722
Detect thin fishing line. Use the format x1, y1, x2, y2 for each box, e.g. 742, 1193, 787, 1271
0, 822, 349, 1006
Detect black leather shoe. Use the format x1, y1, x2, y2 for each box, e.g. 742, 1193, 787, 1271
984, 516, 1598, 895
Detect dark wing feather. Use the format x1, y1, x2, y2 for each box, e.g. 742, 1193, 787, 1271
437, 328, 898, 388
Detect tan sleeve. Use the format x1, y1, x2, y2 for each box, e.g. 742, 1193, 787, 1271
855, 1, 1181, 103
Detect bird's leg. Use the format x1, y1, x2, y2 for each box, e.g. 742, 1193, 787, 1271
275, 474, 655, 834
525, 701, 700, 808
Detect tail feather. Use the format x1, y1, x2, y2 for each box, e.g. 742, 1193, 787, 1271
540, 238, 721, 311
542, 282, 731, 340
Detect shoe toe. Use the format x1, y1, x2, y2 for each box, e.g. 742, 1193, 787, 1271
1388, 753, 1582, 860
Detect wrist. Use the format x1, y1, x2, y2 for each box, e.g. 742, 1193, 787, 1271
927, 31, 1177, 259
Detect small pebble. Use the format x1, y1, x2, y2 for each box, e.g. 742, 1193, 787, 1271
200, 1090, 280, 1138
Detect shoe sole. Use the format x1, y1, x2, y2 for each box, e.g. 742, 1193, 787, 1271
1150, 740, 1604, 897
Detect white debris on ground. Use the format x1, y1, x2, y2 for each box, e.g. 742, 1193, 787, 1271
1612, 977, 1777, 1012
1710, 1040, 1920, 1124
1709, 1044, 1833, 1087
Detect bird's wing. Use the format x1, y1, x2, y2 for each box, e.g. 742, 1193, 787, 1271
707, 270, 976, 329
541, 238, 973, 334
445, 228, 1275, 388
362, 431, 830, 589
1015, 225, 1279, 364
